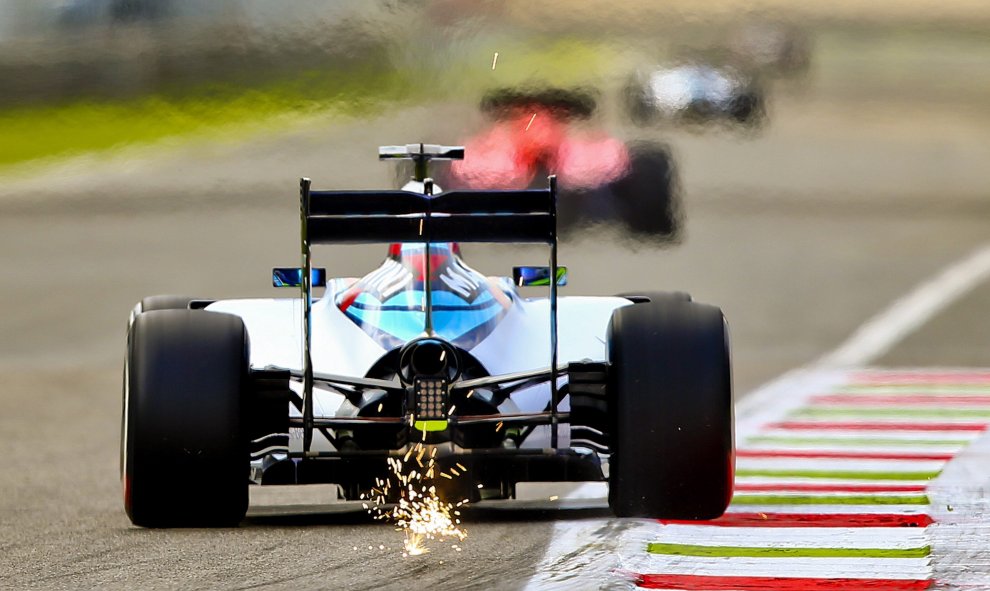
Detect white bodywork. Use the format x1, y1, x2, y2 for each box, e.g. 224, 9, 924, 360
206, 286, 631, 450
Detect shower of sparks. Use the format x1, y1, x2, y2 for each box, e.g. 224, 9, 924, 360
492, 52, 499, 70
365, 443, 469, 557
525, 113, 537, 131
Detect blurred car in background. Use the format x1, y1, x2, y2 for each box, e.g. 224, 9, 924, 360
728, 21, 812, 78
58, 0, 172, 26
625, 62, 766, 129
435, 87, 680, 240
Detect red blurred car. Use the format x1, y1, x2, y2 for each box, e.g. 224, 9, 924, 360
438, 88, 680, 239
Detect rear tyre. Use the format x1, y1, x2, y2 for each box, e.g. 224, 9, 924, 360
609, 144, 680, 239
123, 309, 250, 527
729, 90, 766, 126
607, 299, 733, 519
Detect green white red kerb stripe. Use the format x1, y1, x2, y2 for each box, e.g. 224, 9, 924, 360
620, 369, 990, 590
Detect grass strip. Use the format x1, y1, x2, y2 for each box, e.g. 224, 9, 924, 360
0, 37, 622, 171
0, 66, 416, 170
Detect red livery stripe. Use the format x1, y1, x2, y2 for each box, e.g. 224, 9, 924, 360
633, 573, 932, 590
769, 421, 987, 432
660, 512, 934, 528
737, 449, 954, 461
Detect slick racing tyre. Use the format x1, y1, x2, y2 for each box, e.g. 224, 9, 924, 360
122, 309, 250, 527
609, 144, 680, 239
607, 298, 733, 519
126, 296, 197, 335
729, 90, 766, 126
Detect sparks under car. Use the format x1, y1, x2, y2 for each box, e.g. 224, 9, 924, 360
121, 144, 734, 527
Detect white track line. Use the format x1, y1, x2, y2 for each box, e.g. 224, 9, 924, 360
621, 556, 933, 579
723, 504, 933, 515
820, 243, 990, 367
835, 386, 990, 394
742, 443, 969, 453
736, 458, 946, 472
527, 243, 990, 590
733, 476, 936, 487
754, 429, 985, 441
731, 490, 932, 499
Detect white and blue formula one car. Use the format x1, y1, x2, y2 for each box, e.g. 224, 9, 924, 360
121, 144, 734, 528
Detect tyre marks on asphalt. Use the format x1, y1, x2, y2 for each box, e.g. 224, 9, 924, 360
620, 369, 990, 590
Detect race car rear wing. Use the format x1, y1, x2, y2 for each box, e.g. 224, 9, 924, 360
303, 186, 554, 244
295, 169, 562, 453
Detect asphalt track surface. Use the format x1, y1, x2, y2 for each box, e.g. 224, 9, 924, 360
2, 94, 990, 590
